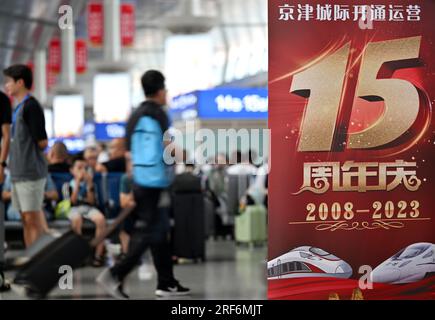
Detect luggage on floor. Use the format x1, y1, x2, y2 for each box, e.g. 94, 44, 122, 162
172, 172, 202, 194
225, 174, 252, 224
12, 207, 134, 298
235, 205, 267, 245
172, 193, 205, 261
203, 195, 215, 238
9, 232, 59, 268
13, 230, 91, 298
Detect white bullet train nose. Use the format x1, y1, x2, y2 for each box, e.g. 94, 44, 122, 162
371, 268, 401, 283
335, 263, 353, 278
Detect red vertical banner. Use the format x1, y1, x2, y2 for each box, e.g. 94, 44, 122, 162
46, 64, 58, 92
75, 39, 88, 74
121, 3, 135, 47
88, 2, 104, 47
26, 61, 35, 91
268, 1, 435, 300
48, 38, 61, 74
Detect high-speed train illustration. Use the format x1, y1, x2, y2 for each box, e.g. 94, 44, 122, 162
267, 246, 353, 280
371, 242, 435, 284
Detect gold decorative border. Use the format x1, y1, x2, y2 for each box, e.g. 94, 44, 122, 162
288, 218, 430, 232
315, 220, 405, 231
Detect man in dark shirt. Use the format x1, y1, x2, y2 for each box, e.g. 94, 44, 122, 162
3, 64, 48, 247
0, 91, 11, 184
47, 141, 70, 173
96, 138, 126, 173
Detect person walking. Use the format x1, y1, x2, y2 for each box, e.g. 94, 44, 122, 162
97, 70, 190, 298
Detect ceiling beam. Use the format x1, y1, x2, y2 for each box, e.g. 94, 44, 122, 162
0, 9, 58, 27
0, 41, 33, 52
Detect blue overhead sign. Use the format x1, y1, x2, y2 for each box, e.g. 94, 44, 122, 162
169, 93, 199, 121
82, 122, 126, 141
169, 88, 268, 121
198, 88, 268, 120
95, 122, 126, 140
48, 138, 85, 154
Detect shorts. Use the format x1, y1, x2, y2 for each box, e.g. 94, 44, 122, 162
12, 178, 46, 212
68, 205, 102, 221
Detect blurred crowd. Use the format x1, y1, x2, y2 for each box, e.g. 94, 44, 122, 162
2, 137, 268, 253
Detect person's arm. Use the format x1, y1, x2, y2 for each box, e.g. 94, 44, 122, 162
70, 177, 82, 205
95, 162, 108, 173
44, 189, 59, 202
1, 189, 11, 202
38, 139, 48, 150
1, 124, 10, 163
0, 124, 10, 183
45, 177, 59, 201
23, 99, 48, 150
119, 175, 135, 209
84, 173, 96, 205
120, 192, 135, 209
0, 95, 11, 183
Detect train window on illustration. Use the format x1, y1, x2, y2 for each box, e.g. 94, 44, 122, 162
396, 244, 431, 259
391, 249, 406, 260
288, 262, 297, 272
300, 252, 313, 259
309, 247, 340, 261
309, 247, 328, 255
274, 266, 280, 275
399, 261, 412, 268
294, 262, 310, 271
300, 262, 310, 271
422, 251, 433, 259
282, 263, 288, 273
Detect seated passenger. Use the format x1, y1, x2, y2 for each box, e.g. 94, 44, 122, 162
62, 156, 107, 267
96, 138, 126, 173
47, 141, 71, 173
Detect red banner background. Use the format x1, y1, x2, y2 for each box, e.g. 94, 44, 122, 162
268, 0, 435, 300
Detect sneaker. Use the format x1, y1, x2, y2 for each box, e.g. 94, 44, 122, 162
96, 268, 129, 299
155, 283, 191, 297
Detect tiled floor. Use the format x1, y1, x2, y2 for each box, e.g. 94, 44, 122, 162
1, 240, 267, 300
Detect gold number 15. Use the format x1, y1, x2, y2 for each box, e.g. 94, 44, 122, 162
291, 36, 421, 152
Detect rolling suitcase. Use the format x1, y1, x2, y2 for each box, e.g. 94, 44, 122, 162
13, 230, 91, 297
235, 205, 267, 245
12, 207, 134, 298
173, 193, 205, 261
7, 232, 60, 269
203, 195, 215, 239
225, 174, 252, 224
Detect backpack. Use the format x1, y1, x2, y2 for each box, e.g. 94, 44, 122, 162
54, 199, 71, 219
131, 116, 171, 188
